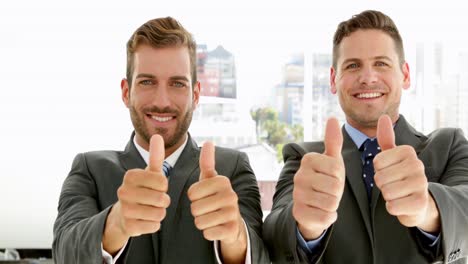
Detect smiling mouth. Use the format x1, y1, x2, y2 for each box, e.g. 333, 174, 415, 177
355, 92, 383, 99
148, 115, 174, 122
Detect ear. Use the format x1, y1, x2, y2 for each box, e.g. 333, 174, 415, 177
330, 67, 337, 94
192, 81, 201, 108
402, 62, 411, 90
121, 78, 130, 108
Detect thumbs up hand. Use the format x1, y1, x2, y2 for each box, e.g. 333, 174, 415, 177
103, 134, 171, 254
188, 142, 247, 261
374, 115, 440, 233
293, 117, 345, 240
199, 141, 217, 180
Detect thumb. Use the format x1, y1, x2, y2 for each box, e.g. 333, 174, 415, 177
147, 134, 165, 173
323, 117, 343, 158
199, 141, 216, 180
377, 115, 396, 151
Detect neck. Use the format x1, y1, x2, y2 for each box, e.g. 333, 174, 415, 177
135, 132, 188, 158
346, 114, 399, 138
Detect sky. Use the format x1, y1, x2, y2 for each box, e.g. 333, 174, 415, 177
1, 0, 467, 248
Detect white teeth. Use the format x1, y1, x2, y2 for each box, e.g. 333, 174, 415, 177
356, 92, 382, 99
151, 116, 173, 122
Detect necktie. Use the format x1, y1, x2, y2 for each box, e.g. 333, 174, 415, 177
162, 161, 171, 177
360, 138, 381, 201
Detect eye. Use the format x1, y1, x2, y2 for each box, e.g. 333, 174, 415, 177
375, 61, 388, 67
345, 63, 359, 69
139, 79, 154, 85
171, 81, 187, 88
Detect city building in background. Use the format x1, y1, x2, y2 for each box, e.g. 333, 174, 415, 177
277, 52, 343, 141
192, 44, 254, 148
197, 44, 237, 99
276, 53, 304, 126
190, 96, 257, 148
402, 42, 468, 136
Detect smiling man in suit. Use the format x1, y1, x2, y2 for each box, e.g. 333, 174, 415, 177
263, 10, 468, 263
52, 17, 269, 264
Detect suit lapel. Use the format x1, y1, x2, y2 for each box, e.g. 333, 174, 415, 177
158, 135, 200, 262
119, 133, 147, 171
342, 127, 374, 243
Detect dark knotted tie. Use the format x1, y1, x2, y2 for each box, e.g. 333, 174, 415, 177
162, 161, 171, 176
360, 138, 381, 201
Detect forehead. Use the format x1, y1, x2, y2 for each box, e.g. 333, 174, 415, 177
337, 29, 398, 63
133, 44, 191, 78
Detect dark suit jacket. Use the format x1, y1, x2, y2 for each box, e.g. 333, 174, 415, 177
53, 134, 269, 264
264, 115, 468, 264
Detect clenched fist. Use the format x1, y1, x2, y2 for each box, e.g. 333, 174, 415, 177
188, 141, 247, 263
103, 134, 171, 254
293, 118, 345, 240
374, 115, 440, 233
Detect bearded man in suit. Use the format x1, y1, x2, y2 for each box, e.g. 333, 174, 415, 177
53, 16, 269, 264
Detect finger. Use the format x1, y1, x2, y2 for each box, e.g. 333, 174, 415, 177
121, 203, 167, 222
118, 187, 170, 207
379, 178, 417, 201
293, 187, 340, 212
377, 115, 396, 151
373, 163, 407, 188
385, 193, 427, 216
396, 215, 422, 228
191, 190, 237, 217
292, 203, 337, 230
323, 117, 343, 158
200, 141, 216, 180
300, 153, 344, 179
123, 169, 169, 191
188, 176, 229, 201
147, 134, 165, 173
305, 171, 343, 198
123, 219, 161, 237
201, 220, 238, 242
374, 145, 418, 173
193, 207, 238, 230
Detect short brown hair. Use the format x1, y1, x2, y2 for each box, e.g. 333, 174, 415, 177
126, 17, 197, 88
332, 10, 405, 69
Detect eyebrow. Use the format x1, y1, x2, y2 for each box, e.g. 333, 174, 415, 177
373, 56, 393, 62
169, 76, 190, 82
134, 73, 189, 83
340, 56, 394, 68
135, 73, 156, 79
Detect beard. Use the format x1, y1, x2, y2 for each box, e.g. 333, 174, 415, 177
129, 104, 193, 150
342, 99, 401, 129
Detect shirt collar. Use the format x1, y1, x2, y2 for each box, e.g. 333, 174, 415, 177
133, 134, 188, 168
344, 123, 375, 149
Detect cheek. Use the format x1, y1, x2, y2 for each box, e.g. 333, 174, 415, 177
132, 89, 154, 104
336, 74, 354, 87
336, 80, 351, 97
385, 78, 402, 96
180, 91, 194, 107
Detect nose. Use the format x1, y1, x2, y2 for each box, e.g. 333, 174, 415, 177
358, 66, 378, 86
151, 85, 171, 109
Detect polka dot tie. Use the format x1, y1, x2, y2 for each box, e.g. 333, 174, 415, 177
360, 138, 381, 201
162, 161, 171, 177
